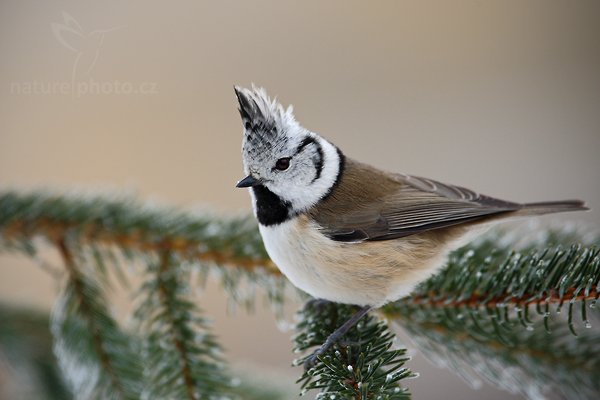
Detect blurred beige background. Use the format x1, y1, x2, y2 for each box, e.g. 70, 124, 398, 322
1, 1, 599, 399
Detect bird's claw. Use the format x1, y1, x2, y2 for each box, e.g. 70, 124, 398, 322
300, 305, 372, 372
303, 347, 326, 371
303, 353, 319, 371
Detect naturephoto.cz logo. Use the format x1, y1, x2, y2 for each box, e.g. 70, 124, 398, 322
10, 12, 158, 97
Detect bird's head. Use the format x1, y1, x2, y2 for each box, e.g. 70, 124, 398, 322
234, 85, 343, 213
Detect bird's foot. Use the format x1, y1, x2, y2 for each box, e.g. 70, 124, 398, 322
303, 305, 372, 371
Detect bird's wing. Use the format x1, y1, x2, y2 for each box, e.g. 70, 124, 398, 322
311, 164, 522, 242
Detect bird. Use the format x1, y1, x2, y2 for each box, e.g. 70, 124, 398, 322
233, 85, 588, 366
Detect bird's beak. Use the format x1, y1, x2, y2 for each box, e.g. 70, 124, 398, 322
236, 175, 261, 188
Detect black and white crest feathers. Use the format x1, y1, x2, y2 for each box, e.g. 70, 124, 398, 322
234, 85, 298, 138
234, 85, 303, 163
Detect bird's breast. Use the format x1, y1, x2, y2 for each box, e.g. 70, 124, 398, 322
259, 217, 334, 300
258, 215, 455, 306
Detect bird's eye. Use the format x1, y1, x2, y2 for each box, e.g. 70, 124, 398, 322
274, 157, 291, 171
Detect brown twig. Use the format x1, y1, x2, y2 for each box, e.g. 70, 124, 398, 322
2, 218, 278, 274
398, 287, 599, 311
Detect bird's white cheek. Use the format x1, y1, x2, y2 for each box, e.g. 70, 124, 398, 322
274, 181, 317, 208
272, 137, 341, 212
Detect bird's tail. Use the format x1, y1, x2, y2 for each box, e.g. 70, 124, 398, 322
514, 200, 589, 217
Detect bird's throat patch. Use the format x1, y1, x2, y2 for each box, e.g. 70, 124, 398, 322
252, 185, 292, 226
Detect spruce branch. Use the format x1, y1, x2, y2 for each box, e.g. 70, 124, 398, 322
385, 241, 600, 335
0, 189, 288, 317
156, 251, 198, 399
396, 305, 600, 399
53, 236, 143, 399
294, 302, 413, 399
134, 250, 232, 399
0, 305, 72, 400
0, 191, 274, 273
381, 237, 600, 399
0, 304, 302, 400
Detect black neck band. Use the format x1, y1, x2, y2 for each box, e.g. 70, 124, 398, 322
319, 147, 345, 202
252, 185, 292, 226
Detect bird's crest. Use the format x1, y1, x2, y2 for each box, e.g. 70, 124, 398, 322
234, 85, 298, 138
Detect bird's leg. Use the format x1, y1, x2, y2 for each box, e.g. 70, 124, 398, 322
304, 305, 372, 370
